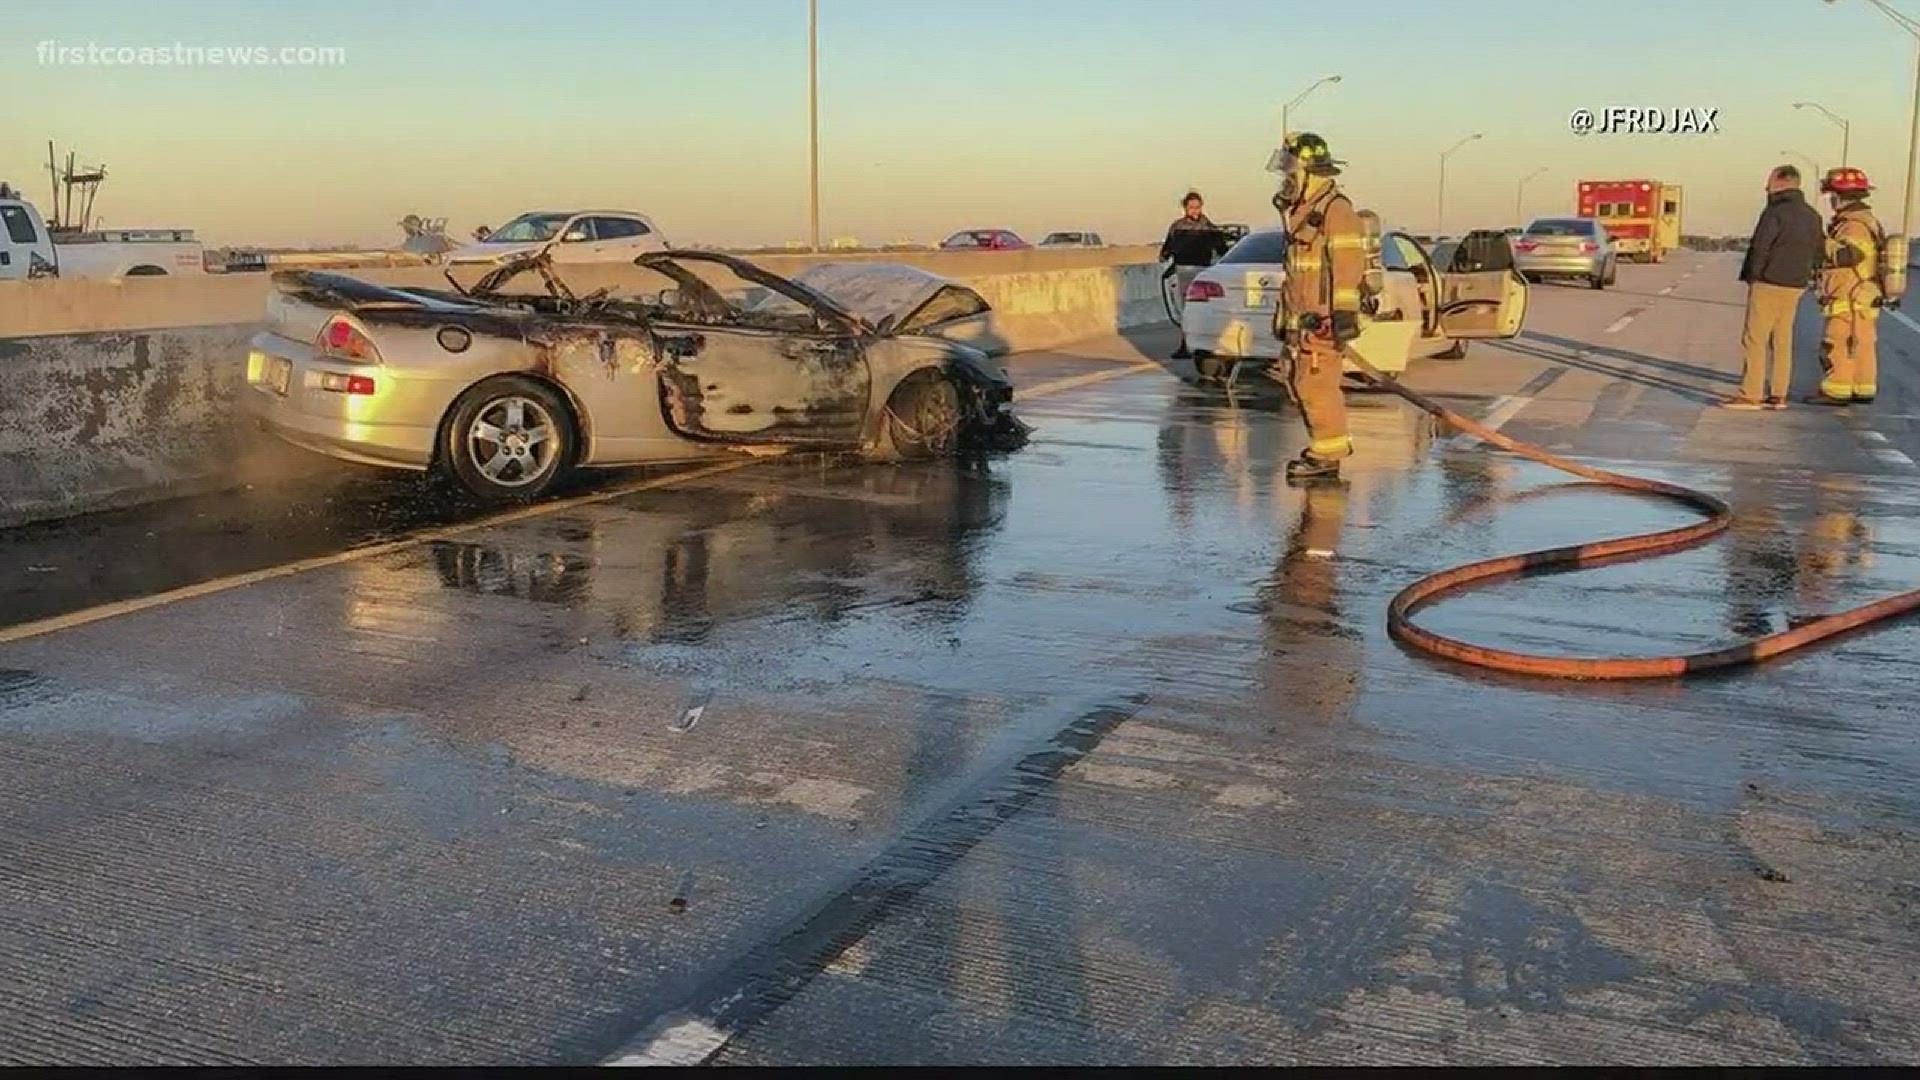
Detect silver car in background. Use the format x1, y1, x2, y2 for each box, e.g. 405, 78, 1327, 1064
1513, 217, 1617, 290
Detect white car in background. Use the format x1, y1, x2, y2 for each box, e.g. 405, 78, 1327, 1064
1037, 230, 1106, 248
1179, 226, 1528, 380
443, 209, 668, 268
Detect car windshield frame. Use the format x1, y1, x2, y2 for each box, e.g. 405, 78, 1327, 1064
634, 250, 868, 335
486, 213, 574, 243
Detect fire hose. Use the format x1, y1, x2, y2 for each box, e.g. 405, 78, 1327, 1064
1335, 345, 1920, 679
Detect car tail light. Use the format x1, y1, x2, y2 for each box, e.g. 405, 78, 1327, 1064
319, 372, 377, 395
1580, 241, 1599, 253
1186, 279, 1226, 302
1514, 240, 1538, 253
317, 316, 381, 362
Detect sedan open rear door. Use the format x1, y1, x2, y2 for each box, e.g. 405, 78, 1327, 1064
1433, 231, 1529, 340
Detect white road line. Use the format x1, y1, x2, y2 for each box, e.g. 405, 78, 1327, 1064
1603, 314, 1636, 334
1659, 286, 1675, 295
1858, 428, 1918, 469
0, 458, 764, 647
609, 1018, 732, 1067
1452, 366, 1568, 445
1017, 361, 1159, 398
1889, 307, 1920, 339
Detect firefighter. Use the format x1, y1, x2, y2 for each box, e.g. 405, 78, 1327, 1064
1271, 132, 1366, 482
1807, 168, 1886, 406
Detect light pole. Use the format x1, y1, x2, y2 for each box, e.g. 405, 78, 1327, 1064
1824, 0, 1920, 243
1793, 100, 1852, 167
1437, 132, 1483, 236
808, 0, 820, 252
1515, 166, 1547, 226
1280, 74, 1341, 142
1781, 148, 1823, 180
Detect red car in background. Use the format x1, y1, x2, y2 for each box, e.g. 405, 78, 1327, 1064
940, 229, 1031, 251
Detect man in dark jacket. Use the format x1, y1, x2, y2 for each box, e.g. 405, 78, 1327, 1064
1727, 165, 1826, 409
1161, 191, 1231, 362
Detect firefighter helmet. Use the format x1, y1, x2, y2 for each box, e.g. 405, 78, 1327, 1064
1283, 132, 1343, 176
1821, 167, 1872, 196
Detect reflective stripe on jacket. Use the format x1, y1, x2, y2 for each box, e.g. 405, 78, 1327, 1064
1281, 188, 1364, 329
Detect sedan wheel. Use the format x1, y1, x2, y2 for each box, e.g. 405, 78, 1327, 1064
441, 376, 575, 501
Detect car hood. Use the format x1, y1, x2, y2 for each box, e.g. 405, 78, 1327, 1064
777, 263, 958, 324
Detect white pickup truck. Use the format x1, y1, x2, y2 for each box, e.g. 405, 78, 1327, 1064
0, 191, 205, 281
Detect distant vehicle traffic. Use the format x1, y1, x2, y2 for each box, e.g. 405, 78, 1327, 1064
1577, 179, 1681, 262
443, 210, 668, 268
1037, 231, 1106, 248
0, 189, 205, 280
1514, 217, 1618, 289
939, 229, 1030, 251
1178, 226, 1528, 379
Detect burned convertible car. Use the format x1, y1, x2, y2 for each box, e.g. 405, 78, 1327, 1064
245, 250, 1027, 500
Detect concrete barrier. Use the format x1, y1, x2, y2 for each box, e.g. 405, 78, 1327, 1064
0, 245, 1163, 337
0, 325, 321, 528
0, 251, 1171, 528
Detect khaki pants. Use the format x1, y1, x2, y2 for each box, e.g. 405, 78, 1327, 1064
1290, 337, 1352, 459
1740, 283, 1803, 401
1820, 309, 1879, 399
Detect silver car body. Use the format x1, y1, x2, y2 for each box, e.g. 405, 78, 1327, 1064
1513, 217, 1617, 286
245, 251, 1019, 478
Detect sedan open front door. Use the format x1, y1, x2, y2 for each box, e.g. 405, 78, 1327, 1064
642, 252, 875, 447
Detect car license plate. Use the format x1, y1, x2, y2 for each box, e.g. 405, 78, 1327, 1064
266, 357, 292, 395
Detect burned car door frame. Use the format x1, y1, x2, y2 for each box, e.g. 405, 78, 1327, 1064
637, 252, 876, 447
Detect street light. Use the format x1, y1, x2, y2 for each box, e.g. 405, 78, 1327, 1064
1823, 0, 1920, 243
808, 0, 820, 252
1793, 100, 1852, 167
1515, 166, 1548, 226
1781, 148, 1824, 180
1437, 132, 1483, 237
1280, 74, 1342, 141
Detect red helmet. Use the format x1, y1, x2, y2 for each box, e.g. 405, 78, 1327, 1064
1821, 167, 1872, 195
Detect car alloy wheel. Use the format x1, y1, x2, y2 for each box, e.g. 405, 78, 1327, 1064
466, 394, 561, 488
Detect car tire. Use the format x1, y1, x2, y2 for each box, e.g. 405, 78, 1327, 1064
881, 373, 963, 460
439, 375, 576, 502
1589, 269, 1606, 290
1435, 339, 1469, 360
1522, 272, 1540, 284
1604, 260, 1617, 286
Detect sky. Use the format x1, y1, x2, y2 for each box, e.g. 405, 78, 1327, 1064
3, 0, 1917, 247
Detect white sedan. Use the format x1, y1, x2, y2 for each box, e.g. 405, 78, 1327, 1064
1179, 226, 1528, 381
443, 209, 668, 268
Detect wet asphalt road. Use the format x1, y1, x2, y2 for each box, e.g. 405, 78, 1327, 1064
4, 254, 1920, 1064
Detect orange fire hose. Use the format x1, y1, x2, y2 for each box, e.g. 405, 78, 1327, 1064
1339, 348, 1920, 679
